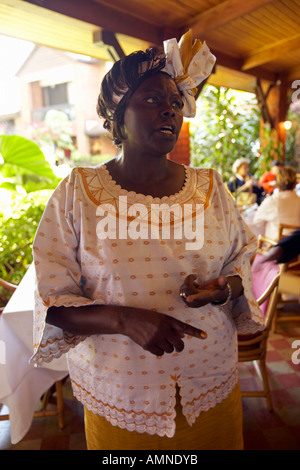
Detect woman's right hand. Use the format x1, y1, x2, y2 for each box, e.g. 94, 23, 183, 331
47, 303, 207, 357
121, 308, 207, 356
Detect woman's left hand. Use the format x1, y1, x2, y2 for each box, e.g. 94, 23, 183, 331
179, 274, 229, 308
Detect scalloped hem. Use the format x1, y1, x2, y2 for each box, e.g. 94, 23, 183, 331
72, 379, 177, 438
183, 368, 239, 426
29, 333, 85, 366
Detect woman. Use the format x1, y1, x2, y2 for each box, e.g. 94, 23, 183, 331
253, 166, 300, 241
228, 158, 265, 206
30, 31, 264, 450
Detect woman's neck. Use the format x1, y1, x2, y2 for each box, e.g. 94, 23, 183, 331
105, 154, 186, 198
113, 152, 171, 182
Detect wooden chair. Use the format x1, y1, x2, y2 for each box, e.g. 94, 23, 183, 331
278, 223, 299, 240
238, 247, 287, 411
0, 276, 66, 430
274, 224, 300, 330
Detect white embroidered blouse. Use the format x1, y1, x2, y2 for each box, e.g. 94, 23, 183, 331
30, 164, 264, 437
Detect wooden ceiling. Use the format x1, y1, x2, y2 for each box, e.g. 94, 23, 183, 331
2, 0, 300, 93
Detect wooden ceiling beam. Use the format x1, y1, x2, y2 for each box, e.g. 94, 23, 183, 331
211, 48, 277, 83
242, 33, 300, 71
186, 0, 276, 37
287, 65, 300, 83
23, 0, 163, 45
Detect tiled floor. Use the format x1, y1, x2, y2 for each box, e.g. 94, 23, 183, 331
1, 309, 299, 450
240, 307, 300, 450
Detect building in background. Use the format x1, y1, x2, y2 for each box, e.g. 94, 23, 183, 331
0, 43, 117, 161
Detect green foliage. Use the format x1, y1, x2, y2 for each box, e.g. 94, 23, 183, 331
0, 192, 51, 307
0, 134, 61, 192
190, 85, 260, 180
0, 195, 46, 281
0, 135, 60, 306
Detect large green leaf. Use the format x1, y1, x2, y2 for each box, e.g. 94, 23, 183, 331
0, 134, 58, 179
0, 135, 60, 191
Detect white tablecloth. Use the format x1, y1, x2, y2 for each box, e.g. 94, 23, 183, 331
0, 264, 68, 444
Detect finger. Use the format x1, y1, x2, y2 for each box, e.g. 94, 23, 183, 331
185, 288, 215, 305
185, 293, 207, 304
174, 338, 185, 352
185, 274, 198, 289
185, 324, 207, 339
175, 321, 207, 340
167, 331, 185, 353
180, 274, 196, 292
217, 275, 228, 289
146, 345, 165, 356
180, 274, 199, 300
160, 340, 175, 354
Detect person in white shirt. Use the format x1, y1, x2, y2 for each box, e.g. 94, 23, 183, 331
253, 166, 300, 241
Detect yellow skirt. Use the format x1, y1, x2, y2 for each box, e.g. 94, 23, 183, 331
84, 383, 244, 450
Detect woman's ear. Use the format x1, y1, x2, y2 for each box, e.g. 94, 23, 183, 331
113, 121, 127, 145
120, 123, 128, 141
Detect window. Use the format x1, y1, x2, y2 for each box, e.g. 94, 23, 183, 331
42, 83, 68, 107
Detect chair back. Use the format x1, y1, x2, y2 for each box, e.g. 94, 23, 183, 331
251, 253, 285, 329
278, 223, 299, 240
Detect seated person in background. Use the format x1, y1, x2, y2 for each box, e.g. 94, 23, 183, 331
227, 158, 265, 205
260, 229, 300, 264
253, 166, 300, 241
259, 159, 282, 195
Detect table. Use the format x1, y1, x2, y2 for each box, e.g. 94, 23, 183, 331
0, 264, 68, 444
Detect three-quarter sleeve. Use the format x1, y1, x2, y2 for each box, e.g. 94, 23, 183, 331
30, 169, 96, 365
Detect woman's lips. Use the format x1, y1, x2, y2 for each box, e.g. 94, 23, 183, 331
157, 124, 176, 136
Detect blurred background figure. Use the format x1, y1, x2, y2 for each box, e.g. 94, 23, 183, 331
227, 158, 265, 206
259, 159, 282, 195
253, 166, 300, 241
260, 229, 300, 264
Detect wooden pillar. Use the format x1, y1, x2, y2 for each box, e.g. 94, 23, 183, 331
168, 121, 190, 165
257, 78, 290, 163
277, 80, 290, 161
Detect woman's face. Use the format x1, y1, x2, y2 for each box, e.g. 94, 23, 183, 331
122, 72, 184, 157
238, 163, 249, 177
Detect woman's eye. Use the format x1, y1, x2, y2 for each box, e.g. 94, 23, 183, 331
173, 100, 183, 109
145, 96, 157, 104
145, 96, 183, 109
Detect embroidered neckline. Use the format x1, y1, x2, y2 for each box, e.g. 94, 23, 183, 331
77, 164, 213, 209
97, 163, 193, 204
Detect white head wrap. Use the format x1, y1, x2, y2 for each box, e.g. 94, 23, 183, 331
110, 30, 216, 117
162, 30, 216, 117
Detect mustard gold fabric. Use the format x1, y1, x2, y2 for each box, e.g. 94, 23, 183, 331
84, 382, 244, 450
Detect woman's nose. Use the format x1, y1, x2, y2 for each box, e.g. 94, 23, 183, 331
160, 103, 175, 117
